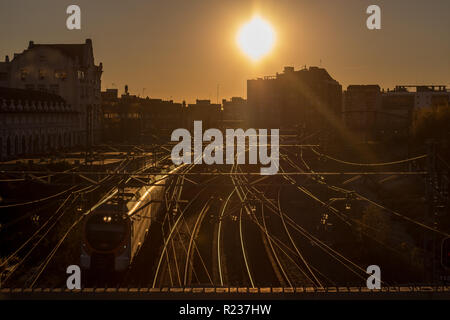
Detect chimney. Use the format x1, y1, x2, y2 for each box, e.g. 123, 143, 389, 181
28, 41, 34, 49
5, 55, 9, 63
85, 38, 92, 45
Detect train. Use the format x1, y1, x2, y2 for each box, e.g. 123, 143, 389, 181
80, 166, 179, 272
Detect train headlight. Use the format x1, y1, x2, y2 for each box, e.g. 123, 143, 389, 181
103, 216, 112, 223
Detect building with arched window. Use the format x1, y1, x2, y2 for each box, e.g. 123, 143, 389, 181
0, 87, 74, 160
0, 39, 103, 152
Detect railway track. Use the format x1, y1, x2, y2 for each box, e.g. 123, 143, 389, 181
0, 157, 136, 288
230, 162, 288, 287
152, 164, 215, 287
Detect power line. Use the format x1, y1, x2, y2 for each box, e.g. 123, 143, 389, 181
0, 185, 78, 209
310, 148, 427, 167
289, 150, 450, 238
233, 162, 371, 285
0, 170, 429, 177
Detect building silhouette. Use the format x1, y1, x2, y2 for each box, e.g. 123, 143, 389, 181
392, 85, 449, 109
0, 87, 72, 160
343, 85, 450, 142
247, 66, 342, 132
186, 99, 221, 131
343, 85, 382, 142
222, 97, 247, 128
0, 39, 103, 150
101, 86, 184, 143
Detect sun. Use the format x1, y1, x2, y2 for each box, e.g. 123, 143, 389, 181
237, 16, 276, 62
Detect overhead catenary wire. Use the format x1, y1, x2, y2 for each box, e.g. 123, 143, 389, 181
285, 146, 450, 238
281, 160, 413, 259
152, 184, 213, 288
0, 157, 131, 209
0, 171, 430, 179
0, 195, 80, 286
298, 151, 450, 238
310, 147, 427, 167
0, 158, 133, 281
233, 158, 369, 285
0, 185, 78, 209
235, 167, 317, 287
14, 155, 170, 288
276, 185, 323, 287
248, 185, 371, 283
233, 151, 373, 284
26, 182, 126, 288
231, 139, 369, 285
0, 192, 74, 269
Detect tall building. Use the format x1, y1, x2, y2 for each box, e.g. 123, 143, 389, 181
247, 66, 342, 131
222, 97, 247, 128
343, 85, 382, 141
380, 86, 415, 139
343, 85, 415, 141
101, 87, 184, 143
409, 85, 449, 109
186, 99, 221, 130
0, 39, 103, 146
378, 85, 449, 140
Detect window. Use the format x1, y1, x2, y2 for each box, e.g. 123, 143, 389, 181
54, 71, 67, 80
38, 69, 46, 80
77, 70, 85, 80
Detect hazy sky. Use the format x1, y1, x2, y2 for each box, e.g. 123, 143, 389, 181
1, 0, 449, 103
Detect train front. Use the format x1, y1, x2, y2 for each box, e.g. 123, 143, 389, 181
81, 205, 131, 272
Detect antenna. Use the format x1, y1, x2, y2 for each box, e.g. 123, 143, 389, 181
217, 84, 220, 104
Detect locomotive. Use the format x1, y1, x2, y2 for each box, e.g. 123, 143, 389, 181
80, 176, 167, 272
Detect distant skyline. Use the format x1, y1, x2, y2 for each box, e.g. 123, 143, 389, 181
1, 0, 449, 103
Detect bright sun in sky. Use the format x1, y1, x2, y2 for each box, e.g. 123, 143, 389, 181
237, 16, 275, 62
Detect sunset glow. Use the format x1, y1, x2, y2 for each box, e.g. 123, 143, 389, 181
236, 16, 275, 62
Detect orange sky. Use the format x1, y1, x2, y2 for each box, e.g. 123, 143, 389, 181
1, 0, 449, 103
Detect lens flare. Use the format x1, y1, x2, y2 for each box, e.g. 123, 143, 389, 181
237, 16, 275, 62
